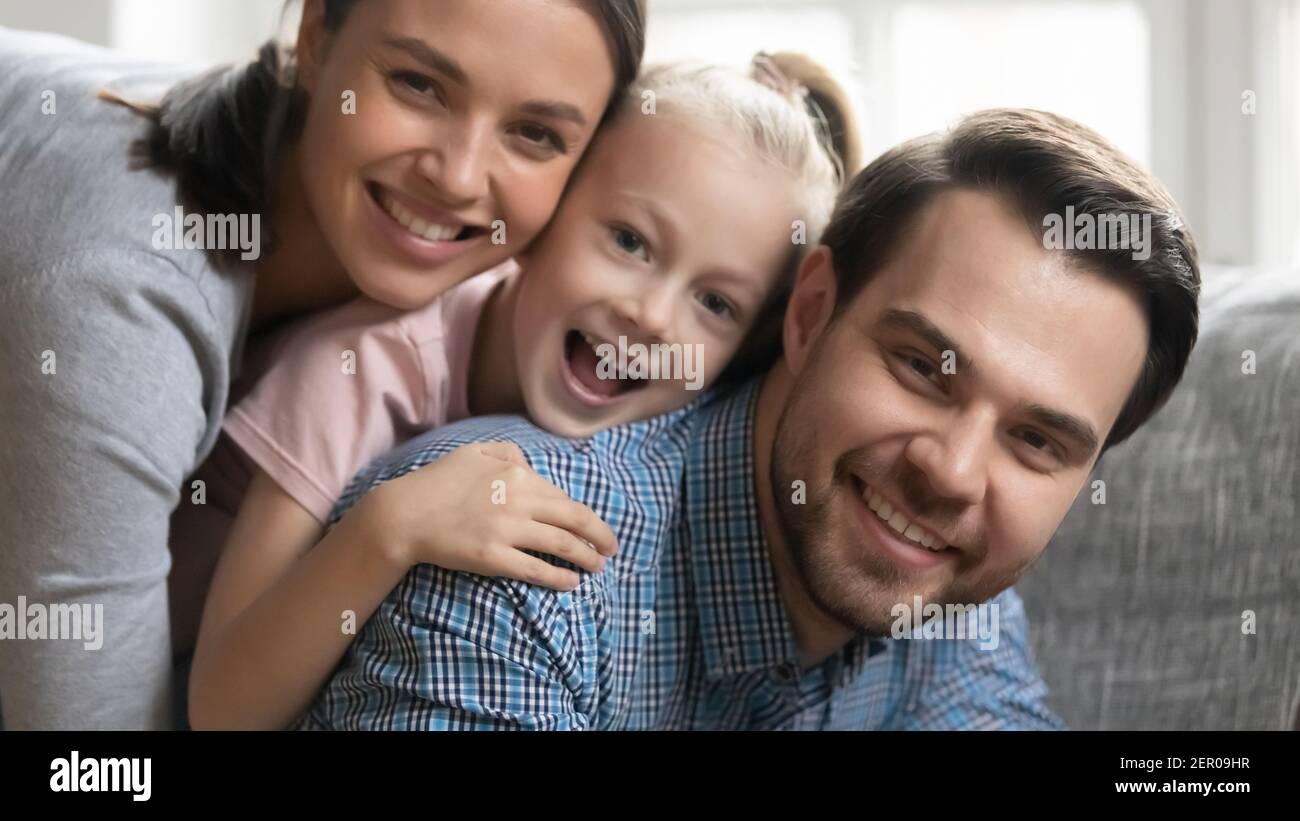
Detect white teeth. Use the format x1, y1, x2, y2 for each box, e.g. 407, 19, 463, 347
861, 482, 947, 552
887, 511, 908, 534
380, 192, 463, 243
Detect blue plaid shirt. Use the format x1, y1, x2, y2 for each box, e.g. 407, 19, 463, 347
298, 379, 1066, 730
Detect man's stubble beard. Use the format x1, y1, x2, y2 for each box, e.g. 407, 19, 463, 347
769, 367, 1037, 636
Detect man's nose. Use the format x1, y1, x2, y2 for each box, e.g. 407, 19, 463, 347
418, 123, 492, 206
905, 407, 994, 507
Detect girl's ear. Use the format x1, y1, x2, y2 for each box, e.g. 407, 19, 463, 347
295, 0, 331, 94
782, 245, 837, 375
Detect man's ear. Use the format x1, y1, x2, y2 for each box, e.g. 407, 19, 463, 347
782, 245, 838, 375
295, 0, 331, 94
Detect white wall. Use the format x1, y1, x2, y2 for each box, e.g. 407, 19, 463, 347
0, 0, 291, 64
0, 0, 113, 46
112, 0, 293, 65
3, 0, 1296, 266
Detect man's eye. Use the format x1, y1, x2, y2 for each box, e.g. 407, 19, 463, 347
697, 291, 735, 319
907, 355, 937, 380
1020, 430, 1050, 450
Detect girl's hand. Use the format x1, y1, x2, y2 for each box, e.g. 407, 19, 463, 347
356, 442, 618, 591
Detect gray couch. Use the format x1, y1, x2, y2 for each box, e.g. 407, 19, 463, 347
1019, 265, 1300, 730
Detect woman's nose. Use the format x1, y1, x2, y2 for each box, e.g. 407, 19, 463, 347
418, 124, 492, 206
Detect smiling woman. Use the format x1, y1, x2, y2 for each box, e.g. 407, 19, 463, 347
131, 0, 645, 318
0, 0, 645, 730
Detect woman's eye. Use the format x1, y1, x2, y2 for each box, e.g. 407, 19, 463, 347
611, 227, 648, 260
697, 291, 735, 319
515, 123, 565, 153
390, 71, 441, 102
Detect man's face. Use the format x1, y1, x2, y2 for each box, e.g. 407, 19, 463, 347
771, 189, 1149, 634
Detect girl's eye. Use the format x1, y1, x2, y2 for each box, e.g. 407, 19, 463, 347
390, 71, 439, 99
697, 291, 736, 320
611, 226, 649, 261
513, 123, 566, 154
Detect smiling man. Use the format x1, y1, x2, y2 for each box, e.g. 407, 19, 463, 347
766, 189, 1151, 663
300, 108, 1199, 730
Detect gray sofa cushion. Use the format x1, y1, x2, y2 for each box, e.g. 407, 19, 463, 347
1019, 266, 1300, 729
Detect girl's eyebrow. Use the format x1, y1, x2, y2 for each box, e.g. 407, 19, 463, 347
702, 267, 765, 301
618, 192, 680, 247
383, 35, 588, 128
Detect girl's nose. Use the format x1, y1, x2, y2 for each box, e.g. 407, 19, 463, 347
612, 286, 675, 342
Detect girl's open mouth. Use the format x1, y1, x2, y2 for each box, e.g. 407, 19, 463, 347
562, 329, 648, 406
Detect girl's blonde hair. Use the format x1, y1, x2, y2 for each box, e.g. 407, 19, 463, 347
614, 53, 863, 384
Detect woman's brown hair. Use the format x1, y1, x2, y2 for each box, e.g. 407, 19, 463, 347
108, 0, 646, 264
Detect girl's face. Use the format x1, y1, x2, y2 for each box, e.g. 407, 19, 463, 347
513, 112, 806, 438
295, 0, 617, 309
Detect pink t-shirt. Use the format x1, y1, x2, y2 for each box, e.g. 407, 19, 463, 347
222, 263, 513, 523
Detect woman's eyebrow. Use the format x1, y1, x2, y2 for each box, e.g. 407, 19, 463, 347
518, 101, 588, 128
382, 36, 588, 128
383, 36, 468, 85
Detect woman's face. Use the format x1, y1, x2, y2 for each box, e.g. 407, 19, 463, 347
295, 0, 616, 309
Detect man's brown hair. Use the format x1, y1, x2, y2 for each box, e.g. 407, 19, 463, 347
820, 108, 1200, 452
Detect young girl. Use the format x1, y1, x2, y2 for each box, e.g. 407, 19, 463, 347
188, 53, 863, 729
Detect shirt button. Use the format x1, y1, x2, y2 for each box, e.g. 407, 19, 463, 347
774, 663, 798, 683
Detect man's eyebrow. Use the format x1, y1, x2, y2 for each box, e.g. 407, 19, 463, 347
878, 308, 976, 377
383, 36, 588, 128
879, 308, 1101, 458
1022, 403, 1100, 458
384, 36, 468, 85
